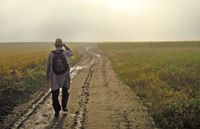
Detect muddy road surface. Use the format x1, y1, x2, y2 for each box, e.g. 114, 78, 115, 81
5, 46, 156, 129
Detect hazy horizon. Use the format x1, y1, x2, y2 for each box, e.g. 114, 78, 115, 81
1, 0, 200, 42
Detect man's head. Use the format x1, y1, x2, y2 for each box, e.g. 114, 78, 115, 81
55, 38, 63, 48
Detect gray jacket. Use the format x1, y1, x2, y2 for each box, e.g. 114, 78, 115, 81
47, 47, 72, 91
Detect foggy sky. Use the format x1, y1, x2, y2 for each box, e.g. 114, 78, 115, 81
0, 0, 200, 42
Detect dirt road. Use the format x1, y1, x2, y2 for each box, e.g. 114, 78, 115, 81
7, 47, 156, 129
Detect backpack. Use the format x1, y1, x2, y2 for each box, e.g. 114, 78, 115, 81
52, 50, 69, 75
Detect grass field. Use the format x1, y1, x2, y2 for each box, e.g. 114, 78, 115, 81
99, 41, 200, 129
0, 42, 82, 118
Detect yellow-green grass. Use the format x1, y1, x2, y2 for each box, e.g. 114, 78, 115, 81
0, 42, 82, 117
0, 43, 82, 74
99, 41, 200, 129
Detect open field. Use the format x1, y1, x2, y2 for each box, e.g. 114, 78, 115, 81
0, 42, 82, 119
99, 41, 200, 129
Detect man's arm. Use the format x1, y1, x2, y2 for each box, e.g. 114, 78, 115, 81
63, 44, 72, 53
63, 44, 73, 56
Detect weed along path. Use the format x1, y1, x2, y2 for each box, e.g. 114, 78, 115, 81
8, 46, 156, 129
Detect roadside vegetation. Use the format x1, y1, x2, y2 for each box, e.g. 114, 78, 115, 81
0, 43, 81, 119
99, 41, 200, 129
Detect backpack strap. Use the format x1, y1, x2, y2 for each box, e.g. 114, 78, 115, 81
52, 49, 64, 54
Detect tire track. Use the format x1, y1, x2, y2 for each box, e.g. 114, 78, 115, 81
71, 57, 98, 129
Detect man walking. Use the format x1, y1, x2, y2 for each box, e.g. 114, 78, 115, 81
47, 38, 72, 117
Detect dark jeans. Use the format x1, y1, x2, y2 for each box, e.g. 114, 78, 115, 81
52, 87, 69, 113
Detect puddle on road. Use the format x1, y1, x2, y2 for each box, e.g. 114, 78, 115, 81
70, 66, 88, 79
96, 54, 101, 58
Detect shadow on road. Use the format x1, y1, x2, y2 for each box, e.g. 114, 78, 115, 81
44, 113, 67, 129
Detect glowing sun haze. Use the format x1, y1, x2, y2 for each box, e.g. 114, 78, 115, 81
0, 0, 200, 42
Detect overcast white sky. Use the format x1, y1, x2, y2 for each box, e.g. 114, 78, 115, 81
0, 0, 200, 42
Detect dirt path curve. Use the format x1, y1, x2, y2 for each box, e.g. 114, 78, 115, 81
8, 46, 156, 129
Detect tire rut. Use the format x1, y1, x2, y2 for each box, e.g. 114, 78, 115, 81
71, 57, 98, 129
